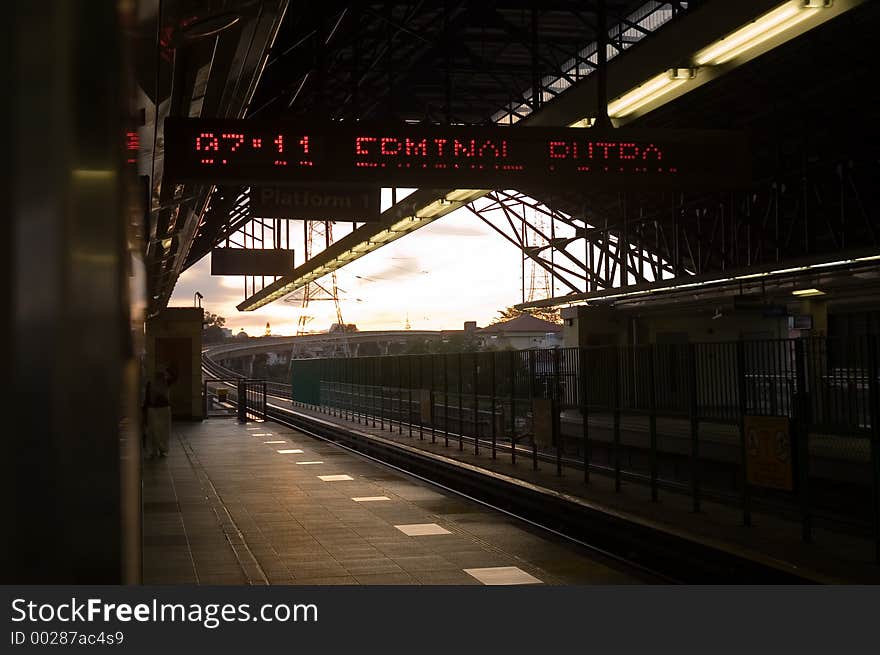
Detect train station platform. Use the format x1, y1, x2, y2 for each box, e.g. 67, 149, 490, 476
142, 417, 649, 585
268, 399, 880, 584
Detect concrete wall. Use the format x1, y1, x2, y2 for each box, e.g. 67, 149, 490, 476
640, 311, 788, 344
563, 303, 791, 348
563, 305, 630, 348
145, 307, 204, 420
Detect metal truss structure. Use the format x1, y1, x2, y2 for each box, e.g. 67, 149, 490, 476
249, 1, 692, 126
465, 144, 880, 306
194, 0, 695, 310
153, 0, 880, 317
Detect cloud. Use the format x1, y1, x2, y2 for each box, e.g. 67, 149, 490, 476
170, 203, 532, 334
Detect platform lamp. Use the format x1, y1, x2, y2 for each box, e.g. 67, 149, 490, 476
194, 291, 203, 308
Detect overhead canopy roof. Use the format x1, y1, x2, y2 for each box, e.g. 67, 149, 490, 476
143, 0, 880, 316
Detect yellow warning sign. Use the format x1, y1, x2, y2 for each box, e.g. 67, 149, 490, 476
744, 415, 793, 491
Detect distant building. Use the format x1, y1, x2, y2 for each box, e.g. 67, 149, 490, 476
477, 314, 563, 350
235, 330, 249, 340
221, 328, 233, 339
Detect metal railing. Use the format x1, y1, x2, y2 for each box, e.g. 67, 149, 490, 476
291, 336, 880, 561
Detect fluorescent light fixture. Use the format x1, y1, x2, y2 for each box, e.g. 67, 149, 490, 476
371, 229, 394, 243
695, 1, 829, 66
72, 169, 115, 180
416, 199, 452, 218
445, 189, 488, 202
522, 251, 879, 310
389, 216, 421, 232
607, 68, 695, 118
568, 118, 595, 128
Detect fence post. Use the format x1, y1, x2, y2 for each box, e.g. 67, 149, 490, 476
418, 355, 424, 441
579, 347, 590, 484
444, 354, 449, 447
613, 345, 622, 493
554, 347, 563, 476
346, 358, 351, 422
529, 349, 537, 471
490, 351, 497, 459
868, 336, 880, 564
398, 355, 403, 435
262, 382, 267, 421
510, 349, 517, 465
371, 359, 377, 428
689, 343, 701, 513
408, 356, 413, 439
736, 340, 752, 527
458, 352, 464, 451
430, 354, 436, 443
237, 379, 247, 423
648, 346, 658, 502
794, 338, 812, 543
473, 353, 480, 456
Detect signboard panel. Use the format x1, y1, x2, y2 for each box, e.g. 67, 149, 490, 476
211, 248, 294, 276
252, 186, 380, 222
744, 415, 793, 491
532, 398, 554, 448
164, 117, 750, 191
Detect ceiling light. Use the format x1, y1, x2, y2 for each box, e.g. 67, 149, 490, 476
694, 1, 829, 66
415, 199, 451, 218
445, 189, 488, 203
389, 216, 421, 232
792, 288, 825, 297
607, 68, 696, 118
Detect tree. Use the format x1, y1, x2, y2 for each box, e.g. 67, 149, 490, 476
489, 306, 562, 326
202, 312, 228, 343
430, 332, 481, 353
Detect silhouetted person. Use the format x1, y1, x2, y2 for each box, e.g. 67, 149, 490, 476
144, 364, 172, 458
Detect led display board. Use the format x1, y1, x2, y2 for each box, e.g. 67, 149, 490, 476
164, 117, 750, 191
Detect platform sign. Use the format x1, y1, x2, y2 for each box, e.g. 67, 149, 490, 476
532, 398, 554, 448
164, 117, 750, 191
744, 415, 793, 491
252, 186, 380, 222
211, 248, 294, 276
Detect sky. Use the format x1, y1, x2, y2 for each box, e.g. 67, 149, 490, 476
169, 195, 540, 336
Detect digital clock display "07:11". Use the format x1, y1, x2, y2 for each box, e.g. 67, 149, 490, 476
193, 132, 313, 168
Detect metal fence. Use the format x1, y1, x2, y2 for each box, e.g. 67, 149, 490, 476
238, 379, 267, 423
292, 338, 880, 429
290, 336, 880, 559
